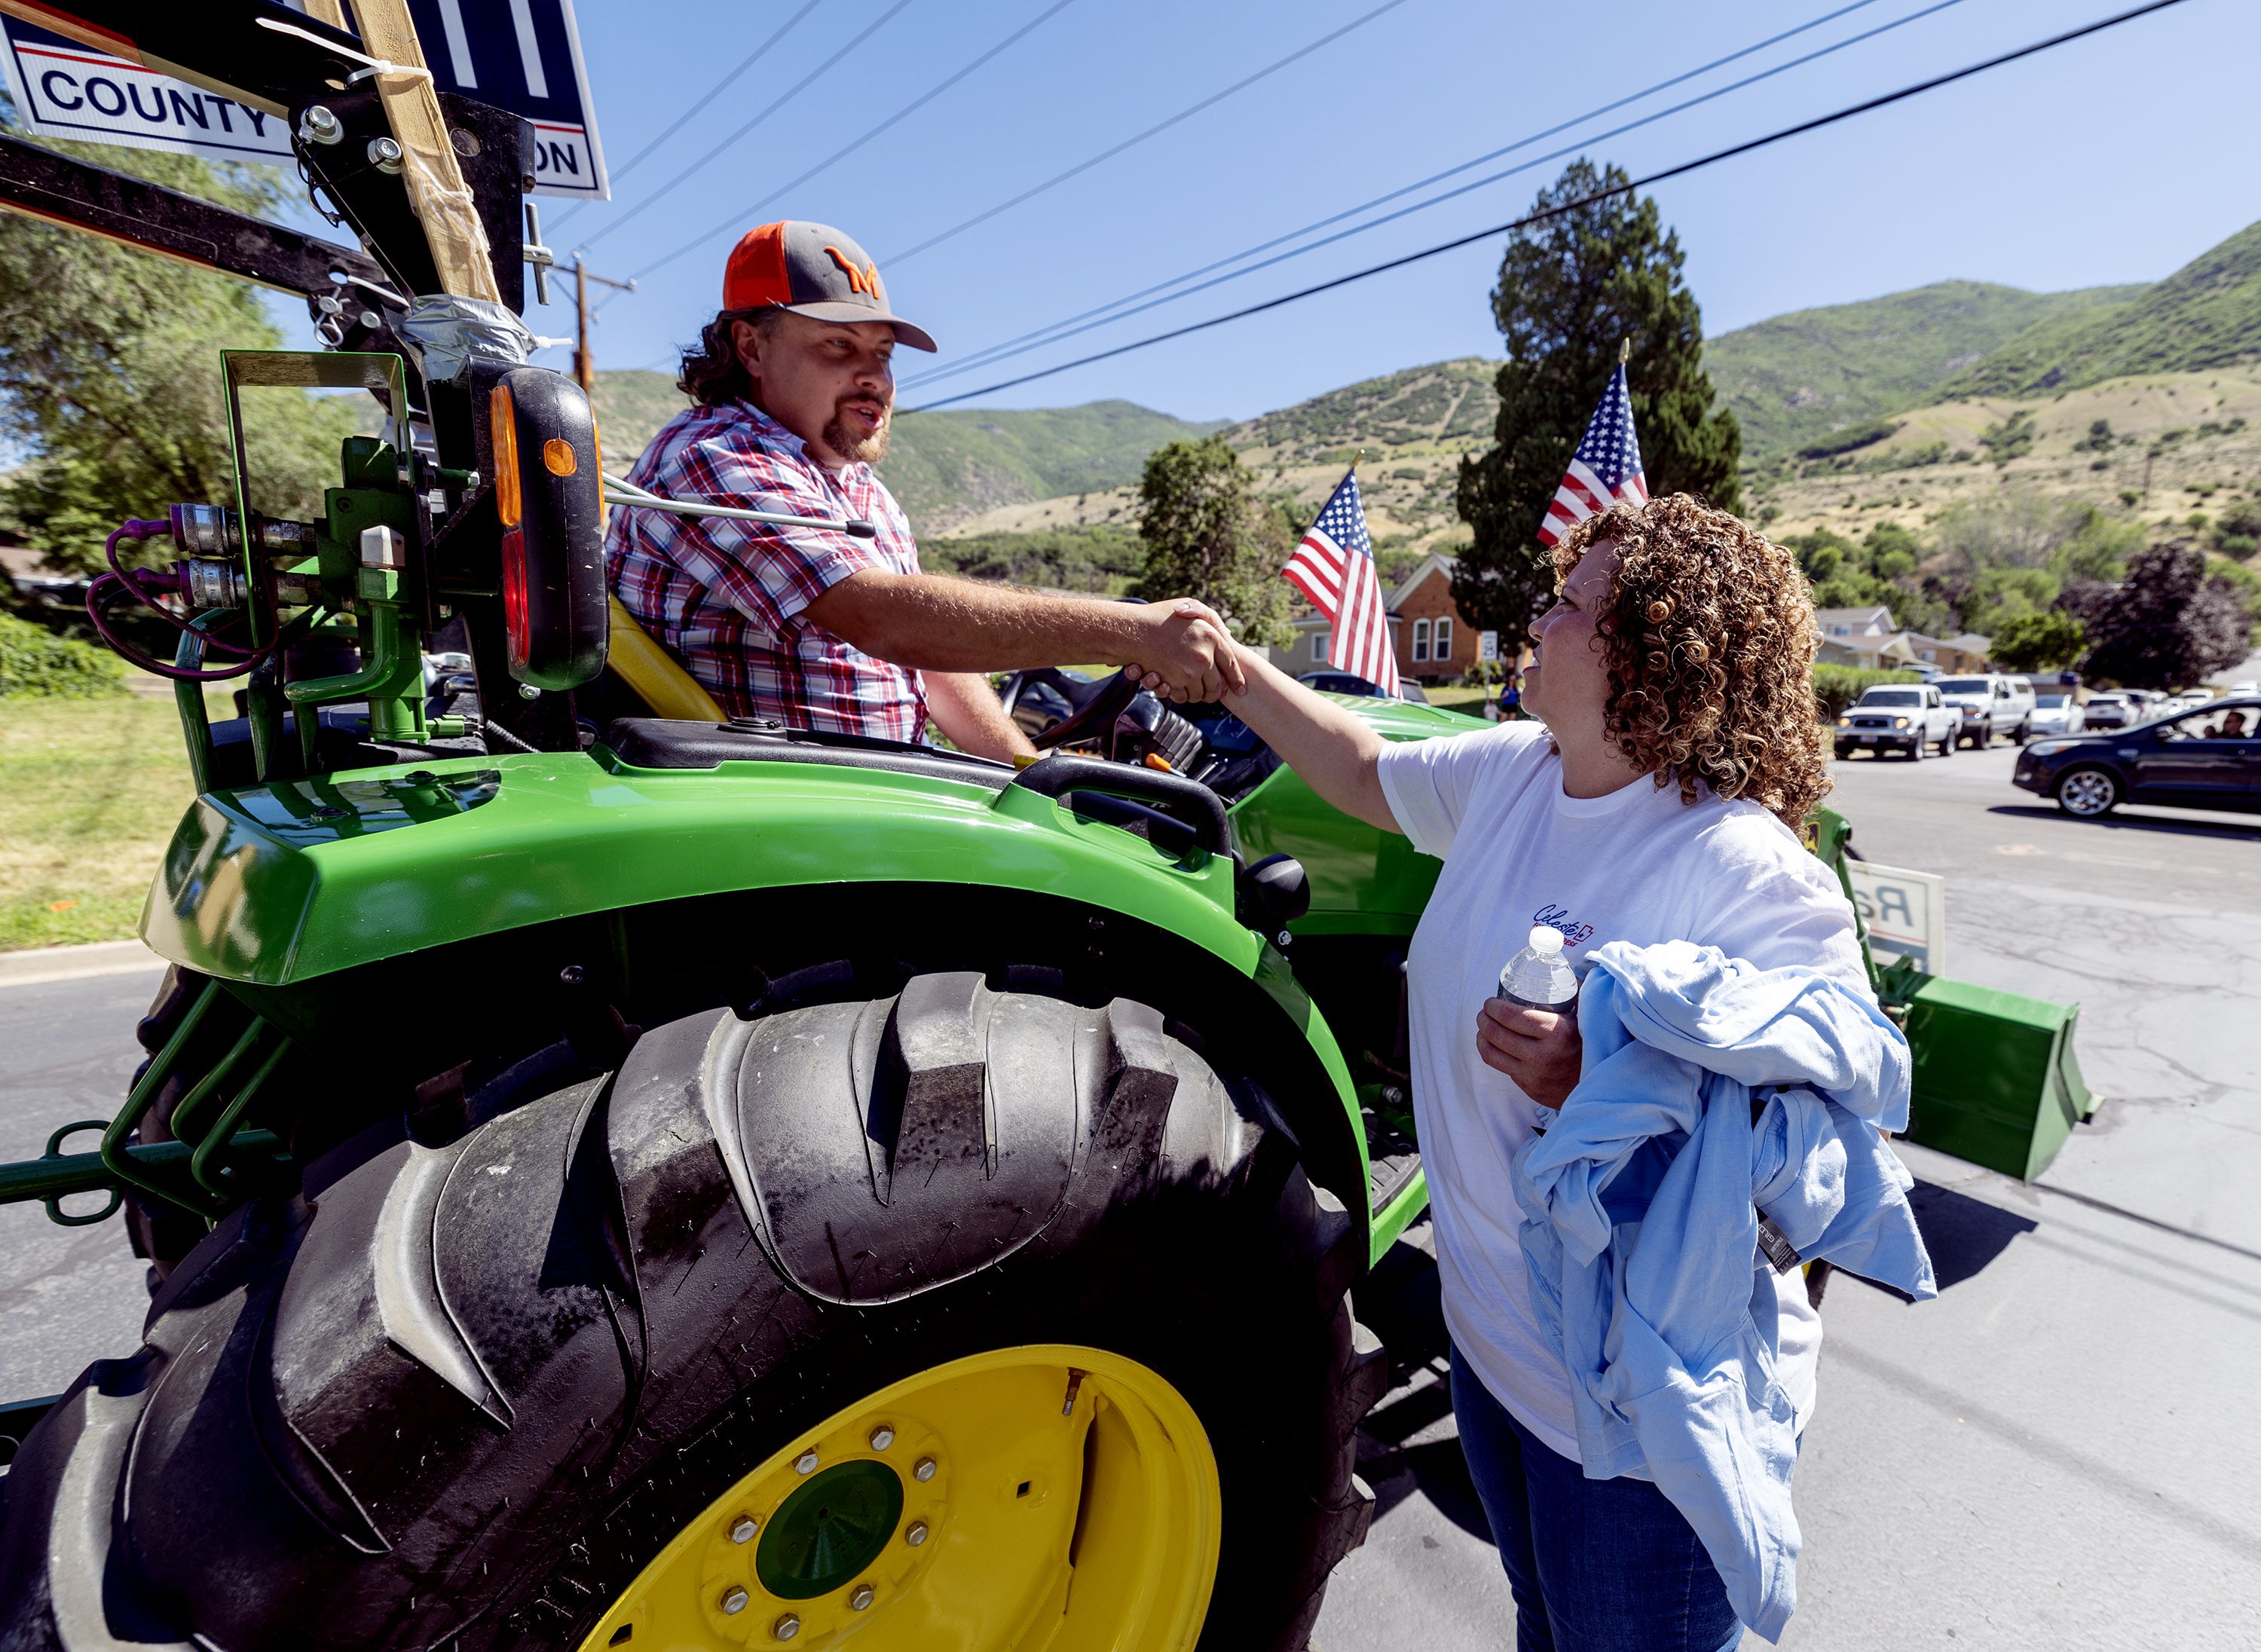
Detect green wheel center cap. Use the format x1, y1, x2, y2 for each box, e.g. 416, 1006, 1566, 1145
755, 1459, 906, 1599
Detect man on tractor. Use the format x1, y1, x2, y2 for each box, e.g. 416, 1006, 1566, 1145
607, 219, 1243, 759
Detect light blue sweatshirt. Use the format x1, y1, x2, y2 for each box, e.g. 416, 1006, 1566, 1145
1512, 940, 1937, 1642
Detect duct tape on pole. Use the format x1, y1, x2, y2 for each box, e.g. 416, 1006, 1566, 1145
0, 0, 609, 199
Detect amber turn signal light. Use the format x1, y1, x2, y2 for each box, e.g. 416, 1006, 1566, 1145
488, 382, 522, 528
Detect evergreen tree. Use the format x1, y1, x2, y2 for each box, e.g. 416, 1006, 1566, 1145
1453, 161, 1742, 639
1130, 436, 1294, 647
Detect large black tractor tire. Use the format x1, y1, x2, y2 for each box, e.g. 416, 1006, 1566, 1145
0, 974, 1383, 1652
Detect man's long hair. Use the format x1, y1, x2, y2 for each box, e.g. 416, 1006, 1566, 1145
1553, 495, 1831, 831
677, 306, 782, 406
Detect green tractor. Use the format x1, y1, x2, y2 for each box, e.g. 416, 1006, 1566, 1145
0, 8, 1454, 1646
0, 8, 2094, 1649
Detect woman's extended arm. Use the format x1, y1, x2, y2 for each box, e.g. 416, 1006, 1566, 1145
1210, 647, 1401, 832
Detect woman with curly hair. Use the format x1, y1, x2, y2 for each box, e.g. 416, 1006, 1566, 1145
1198, 494, 1864, 1650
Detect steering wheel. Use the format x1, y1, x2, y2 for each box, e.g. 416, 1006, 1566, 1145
999, 667, 1144, 756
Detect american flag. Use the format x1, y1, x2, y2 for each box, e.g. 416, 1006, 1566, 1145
1282, 468, 1400, 696
1536, 362, 1648, 547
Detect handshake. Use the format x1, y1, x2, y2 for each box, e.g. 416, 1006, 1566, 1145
1117, 598, 1250, 704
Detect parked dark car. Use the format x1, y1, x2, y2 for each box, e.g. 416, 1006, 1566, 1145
1299, 670, 1430, 704
2013, 696, 2261, 816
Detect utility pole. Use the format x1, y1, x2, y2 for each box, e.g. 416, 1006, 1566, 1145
572, 255, 638, 396
520, 202, 634, 407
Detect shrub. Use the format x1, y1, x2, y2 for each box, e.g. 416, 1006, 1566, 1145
1797, 420, 1898, 460
0, 610, 127, 698
1813, 664, 1920, 721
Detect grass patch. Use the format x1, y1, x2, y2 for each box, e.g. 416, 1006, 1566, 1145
0, 693, 212, 950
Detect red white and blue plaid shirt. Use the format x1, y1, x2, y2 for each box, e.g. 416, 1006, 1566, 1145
605, 399, 926, 740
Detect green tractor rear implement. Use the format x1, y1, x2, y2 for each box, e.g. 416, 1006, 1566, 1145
0, 6, 2089, 1649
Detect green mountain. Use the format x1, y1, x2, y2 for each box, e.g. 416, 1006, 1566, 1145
878, 400, 1225, 528
1703, 280, 2147, 463
589, 369, 691, 469
1941, 219, 2261, 398
589, 371, 1219, 531
1228, 358, 1499, 460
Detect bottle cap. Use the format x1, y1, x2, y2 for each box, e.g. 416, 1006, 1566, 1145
1528, 925, 1563, 955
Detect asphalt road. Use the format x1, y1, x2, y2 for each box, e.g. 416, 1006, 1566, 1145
2, 745, 2257, 1649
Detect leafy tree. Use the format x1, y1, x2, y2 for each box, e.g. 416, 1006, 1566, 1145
1130, 436, 1294, 647
2062, 543, 2251, 689
0, 125, 358, 577
1452, 161, 1742, 639
1989, 610, 2086, 673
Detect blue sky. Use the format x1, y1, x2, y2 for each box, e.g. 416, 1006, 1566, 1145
507, 0, 2255, 421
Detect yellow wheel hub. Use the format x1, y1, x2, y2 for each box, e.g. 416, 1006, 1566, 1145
577, 1345, 1221, 1652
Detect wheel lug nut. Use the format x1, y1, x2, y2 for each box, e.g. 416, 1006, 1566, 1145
774, 1613, 800, 1641
730, 1516, 758, 1543
905, 1520, 929, 1546
849, 1583, 876, 1611
913, 1456, 937, 1482
869, 1424, 895, 1451
721, 1586, 748, 1615
794, 1449, 819, 1475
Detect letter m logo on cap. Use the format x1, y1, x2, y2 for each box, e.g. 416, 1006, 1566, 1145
825, 246, 880, 298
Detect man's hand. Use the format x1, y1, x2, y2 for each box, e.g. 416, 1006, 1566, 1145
1476, 999, 1583, 1109
1120, 599, 1249, 702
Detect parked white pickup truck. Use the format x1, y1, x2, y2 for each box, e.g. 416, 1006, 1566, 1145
1931, 672, 2036, 748
1834, 683, 1959, 760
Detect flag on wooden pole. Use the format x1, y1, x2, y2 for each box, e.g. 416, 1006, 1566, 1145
1282, 459, 1400, 696
1536, 359, 1648, 548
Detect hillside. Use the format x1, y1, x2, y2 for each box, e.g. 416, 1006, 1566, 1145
1942, 220, 2261, 398
878, 400, 1225, 530
588, 371, 1219, 533
1748, 367, 2261, 550
1704, 280, 2146, 463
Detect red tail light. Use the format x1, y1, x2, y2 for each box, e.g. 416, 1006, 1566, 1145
501, 525, 530, 674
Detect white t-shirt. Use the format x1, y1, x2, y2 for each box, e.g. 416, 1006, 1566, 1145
1375, 720, 1870, 1467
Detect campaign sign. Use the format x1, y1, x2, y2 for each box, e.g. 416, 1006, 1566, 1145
1845, 859, 1947, 974
405, 0, 607, 199
1, 23, 295, 161
0, 1, 607, 199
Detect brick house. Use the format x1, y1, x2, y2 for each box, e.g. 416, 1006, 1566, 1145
1269, 552, 1486, 686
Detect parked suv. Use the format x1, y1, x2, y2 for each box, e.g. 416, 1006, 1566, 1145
1932, 673, 2036, 748
1835, 683, 1958, 760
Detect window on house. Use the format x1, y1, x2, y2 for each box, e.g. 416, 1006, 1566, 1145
1412, 619, 1430, 662
1433, 617, 1452, 660
1311, 631, 1329, 662
1828, 624, 1850, 637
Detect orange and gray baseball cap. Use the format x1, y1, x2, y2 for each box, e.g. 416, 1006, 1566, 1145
722, 220, 937, 352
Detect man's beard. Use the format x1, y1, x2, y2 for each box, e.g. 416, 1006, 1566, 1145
824, 403, 891, 465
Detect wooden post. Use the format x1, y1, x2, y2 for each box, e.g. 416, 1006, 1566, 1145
343, 0, 500, 302
574, 259, 593, 395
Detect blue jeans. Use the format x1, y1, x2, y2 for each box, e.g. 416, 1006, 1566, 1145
1451, 1346, 1742, 1652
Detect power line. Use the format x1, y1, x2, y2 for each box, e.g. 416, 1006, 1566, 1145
549, 0, 824, 234
580, 0, 922, 252
626, 0, 1086, 285
880, 0, 1419, 268
906, 0, 1944, 392
906, 0, 2198, 413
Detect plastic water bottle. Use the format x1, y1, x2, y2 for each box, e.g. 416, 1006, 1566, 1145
1498, 924, 1578, 1011
1498, 925, 1579, 1132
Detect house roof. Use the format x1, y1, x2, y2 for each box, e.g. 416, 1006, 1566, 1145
1388, 551, 1458, 610
1812, 605, 1896, 631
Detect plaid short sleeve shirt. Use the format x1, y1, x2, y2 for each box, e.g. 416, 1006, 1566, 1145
604, 399, 926, 740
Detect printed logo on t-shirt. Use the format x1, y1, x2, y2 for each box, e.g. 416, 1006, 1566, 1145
1533, 903, 1595, 948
